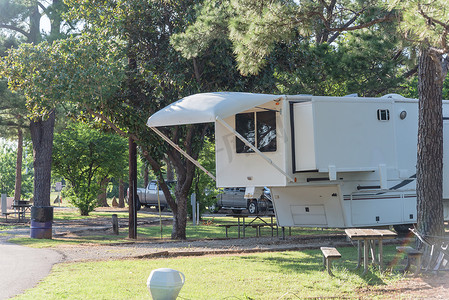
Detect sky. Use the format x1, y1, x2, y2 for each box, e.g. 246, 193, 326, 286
40, 15, 51, 35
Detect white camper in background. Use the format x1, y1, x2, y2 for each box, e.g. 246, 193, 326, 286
147, 92, 449, 231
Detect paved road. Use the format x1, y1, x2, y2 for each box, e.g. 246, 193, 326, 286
0, 239, 62, 299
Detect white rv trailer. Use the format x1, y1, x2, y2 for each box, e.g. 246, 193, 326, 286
147, 92, 449, 229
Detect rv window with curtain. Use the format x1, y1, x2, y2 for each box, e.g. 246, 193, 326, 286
236, 112, 255, 153
257, 111, 277, 152
235, 111, 276, 153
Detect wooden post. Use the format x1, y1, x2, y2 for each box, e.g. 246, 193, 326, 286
112, 214, 119, 235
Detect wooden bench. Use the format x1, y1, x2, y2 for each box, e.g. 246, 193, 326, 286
396, 246, 423, 276
217, 224, 239, 238
2, 211, 25, 222
250, 224, 265, 237
320, 247, 341, 276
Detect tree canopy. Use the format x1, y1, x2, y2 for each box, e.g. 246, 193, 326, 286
172, 0, 411, 97
172, 0, 394, 76
52, 121, 128, 215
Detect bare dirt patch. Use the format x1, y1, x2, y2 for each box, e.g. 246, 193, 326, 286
357, 272, 449, 299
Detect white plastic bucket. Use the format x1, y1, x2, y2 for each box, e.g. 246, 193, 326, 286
147, 268, 185, 300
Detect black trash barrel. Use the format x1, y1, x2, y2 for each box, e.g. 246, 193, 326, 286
30, 206, 53, 239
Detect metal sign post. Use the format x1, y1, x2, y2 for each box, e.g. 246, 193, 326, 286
191, 193, 196, 226
157, 183, 163, 238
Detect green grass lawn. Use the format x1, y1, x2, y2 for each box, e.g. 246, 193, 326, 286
0, 224, 20, 231
9, 233, 132, 247
52, 209, 160, 221
14, 246, 406, 300
138, 217, 344, 240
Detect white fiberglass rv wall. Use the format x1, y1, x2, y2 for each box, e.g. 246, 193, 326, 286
147, 92, 449, 229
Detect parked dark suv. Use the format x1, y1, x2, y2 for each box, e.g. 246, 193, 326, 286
210, 187, 272, 214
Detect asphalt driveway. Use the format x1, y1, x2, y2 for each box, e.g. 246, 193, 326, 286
0, 239, 62, 299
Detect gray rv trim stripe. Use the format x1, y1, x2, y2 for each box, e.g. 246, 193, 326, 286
370, 174, 416, 195
389, 174, 416, 190
357, 185, 381, 190
307, 177, 330, 182
343, 194, 416, 201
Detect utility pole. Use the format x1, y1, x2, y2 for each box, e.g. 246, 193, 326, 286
128, 137, 137, 239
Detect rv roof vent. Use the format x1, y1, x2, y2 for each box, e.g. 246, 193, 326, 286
381, 93, 406, 99
343, 93, 358, 97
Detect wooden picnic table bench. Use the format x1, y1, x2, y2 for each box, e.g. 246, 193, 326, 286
2, 211, 25, 222
396, 246, 423, 276
217, 223, 267, 238
217, 224, 239, 238
320, 247, 341, 276
250, 224, 266, 237
226, 214, 277, 238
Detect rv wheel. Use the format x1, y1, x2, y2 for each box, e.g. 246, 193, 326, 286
393, 224, 414, 235
248, 200, 258, 214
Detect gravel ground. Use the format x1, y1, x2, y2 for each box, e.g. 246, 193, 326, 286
54, 234, 351, 262
0, 207, 354, 262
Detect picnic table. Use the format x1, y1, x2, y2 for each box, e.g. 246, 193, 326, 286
225, 213, 277, 238
345, 228, 397, 275
11, 201, 32, 222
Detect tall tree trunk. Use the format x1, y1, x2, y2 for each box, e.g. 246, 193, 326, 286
29, 5, 41, 44
30, 111, 55, 207
13, 127, 23, 202
97, 177, 110, 207
118, 178, 125, 208
172, 188, 189, 240
165, 157, 175, 181
50, 0, 62, 40
416, 47, 445, 240
167, 126, 201, 240
143, 164, 149, 188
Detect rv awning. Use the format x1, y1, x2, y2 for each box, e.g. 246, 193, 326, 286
147, 92, 284, 127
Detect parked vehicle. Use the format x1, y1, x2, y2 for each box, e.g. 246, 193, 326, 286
210, 187, 273, 214
128, 180, 176, 211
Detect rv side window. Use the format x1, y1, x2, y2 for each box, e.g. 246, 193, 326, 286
235, 111, 277, 153
377, 109, 390, 121
257, 111, 277, 152
235, 113, 255, 153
